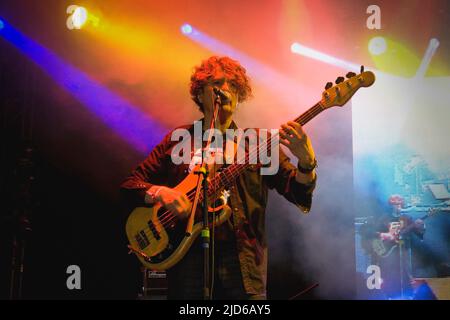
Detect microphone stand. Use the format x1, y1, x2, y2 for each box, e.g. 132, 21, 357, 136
189, 90, 221, 300
398, 233, 405, 299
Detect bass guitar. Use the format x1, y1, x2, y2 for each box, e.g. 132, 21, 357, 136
126, 69, 376, 270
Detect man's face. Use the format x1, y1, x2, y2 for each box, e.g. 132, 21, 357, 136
198, 68, 239, 116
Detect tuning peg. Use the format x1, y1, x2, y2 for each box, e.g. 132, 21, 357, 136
360, 65, 365, 73
335, 76, 344, 84
325, 82, 333, 90
335, 87, 341, 97
346, 72, 356, 78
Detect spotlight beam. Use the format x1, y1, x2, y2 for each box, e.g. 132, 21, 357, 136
291, 42, 361, 72
415, 38, 440, 78
0, 18, 167, 153
181, 24, 314, 110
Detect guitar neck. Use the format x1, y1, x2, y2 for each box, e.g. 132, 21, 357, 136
204, 70, 377, 197
206, 101, 325, 196
294, 102, 325, 126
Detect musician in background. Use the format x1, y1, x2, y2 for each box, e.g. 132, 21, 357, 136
378, 195, 425, 243
360, 195, 425, 298
120, 56, 317, 299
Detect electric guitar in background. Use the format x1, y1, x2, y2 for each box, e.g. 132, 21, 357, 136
372, 207, 443, 258
126, 68, 376, 271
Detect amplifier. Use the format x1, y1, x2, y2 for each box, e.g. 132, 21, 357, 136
138, 269, 168, 300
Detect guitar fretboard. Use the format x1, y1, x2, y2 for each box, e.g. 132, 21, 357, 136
202, 101, 325, 200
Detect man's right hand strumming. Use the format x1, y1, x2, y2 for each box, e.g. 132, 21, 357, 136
146, 186, 191, 219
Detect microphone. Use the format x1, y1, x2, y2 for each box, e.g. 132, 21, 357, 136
213, 87, 230, 102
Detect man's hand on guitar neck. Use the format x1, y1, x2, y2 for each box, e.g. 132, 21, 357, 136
279, 121, 317, 185
145, 186, 192, 219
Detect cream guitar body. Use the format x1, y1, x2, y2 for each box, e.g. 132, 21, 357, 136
126, 165, 231, 271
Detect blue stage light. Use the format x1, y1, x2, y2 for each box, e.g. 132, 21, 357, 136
0, 18, 167, 153
0, 19, 4, 30
181, 23, 193, 35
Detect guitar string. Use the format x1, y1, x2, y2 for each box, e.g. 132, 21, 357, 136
154, 73, 367, 227
155, 103, 324, 227
135, 75, 369, 247
154, 102, 325, 229
154, 102, 325, 230
154, 102, 325, 228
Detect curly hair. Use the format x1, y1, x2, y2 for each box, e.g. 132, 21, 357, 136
190, 56, 252, 111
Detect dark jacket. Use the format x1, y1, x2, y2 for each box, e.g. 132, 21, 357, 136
120, 121, 316, 295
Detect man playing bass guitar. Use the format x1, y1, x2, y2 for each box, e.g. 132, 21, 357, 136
120, 56, 317, 300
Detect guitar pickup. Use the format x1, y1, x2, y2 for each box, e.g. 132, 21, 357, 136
135, 230, 150, 249
148, 221, 161, 240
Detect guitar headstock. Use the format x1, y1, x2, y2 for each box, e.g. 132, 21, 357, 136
321, 67, 376, 109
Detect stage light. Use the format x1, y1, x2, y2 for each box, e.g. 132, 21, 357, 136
66, 5, 88, 30
0, 19, 4, 30
181, 23, 193, 35
369, 38, 420, 77
415, 38, 440, 78
429, 38, 440, 49
1, 18, 167, 153
368, 37, 387, 56
182, 23, 314, 109
73, 7, 88, 28
291, 42, 360, 71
